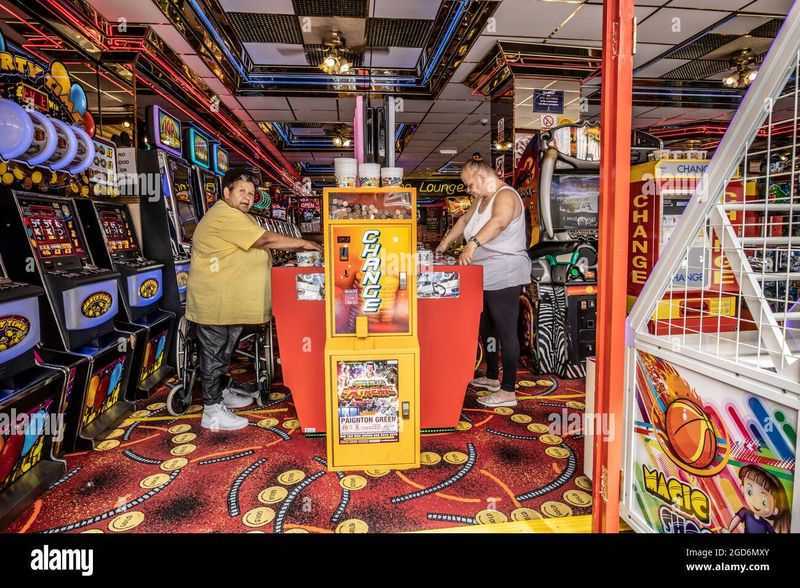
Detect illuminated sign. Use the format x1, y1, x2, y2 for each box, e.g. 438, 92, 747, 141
0, 315, 30, 351
212, 143, 229, 176
81, 291, 113, 319
360, 230, 382, 313
150, 105, 182, 157
186, 127, 210, 170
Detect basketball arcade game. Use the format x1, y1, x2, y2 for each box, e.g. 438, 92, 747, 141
323, 187, 420, 471
622, 6, 800, 534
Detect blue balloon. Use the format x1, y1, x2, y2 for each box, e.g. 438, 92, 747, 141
0, 32, 6, 53
70, 83, 87, 115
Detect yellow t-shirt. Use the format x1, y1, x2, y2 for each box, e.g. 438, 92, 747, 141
186, 200, 272, 325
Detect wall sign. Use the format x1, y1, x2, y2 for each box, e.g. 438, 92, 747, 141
533, 89, 565, 114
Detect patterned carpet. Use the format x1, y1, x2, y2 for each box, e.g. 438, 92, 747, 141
5, 363, 590, 534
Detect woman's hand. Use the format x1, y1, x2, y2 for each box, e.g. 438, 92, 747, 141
435, 240, 448, 255
458, 241, 477, 265
301, 240, 323, 252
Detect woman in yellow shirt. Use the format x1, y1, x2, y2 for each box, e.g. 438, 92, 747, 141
186, 168, 320, 431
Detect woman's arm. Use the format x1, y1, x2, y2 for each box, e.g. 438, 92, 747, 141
252, 231, 322, 252
458, 189, 519, 265
436, 198, 479, 254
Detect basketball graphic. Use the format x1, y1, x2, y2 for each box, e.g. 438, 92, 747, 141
665, 398, 717, 469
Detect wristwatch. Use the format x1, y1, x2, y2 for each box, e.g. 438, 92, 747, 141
468, 236, 481, 248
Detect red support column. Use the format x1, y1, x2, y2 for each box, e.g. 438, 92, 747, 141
593, 0, 635, 533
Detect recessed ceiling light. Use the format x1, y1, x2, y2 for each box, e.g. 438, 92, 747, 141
439, 149, 457, 155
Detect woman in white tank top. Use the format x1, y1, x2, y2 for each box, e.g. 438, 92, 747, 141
436, 161, 532, 408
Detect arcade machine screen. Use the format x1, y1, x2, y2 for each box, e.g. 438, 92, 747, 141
95, 205, 140, 258
550, 175, 599, 232
200, 170, 219, 212
169, 158, 198, 242
19, 198, 87, 264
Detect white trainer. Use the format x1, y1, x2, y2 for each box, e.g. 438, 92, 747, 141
470, 376, 501, 392
476, 391, 518, 408
201, 403, 249, 431
222, 388, 254, 409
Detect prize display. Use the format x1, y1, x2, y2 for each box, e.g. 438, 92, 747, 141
323, 187, 420, 471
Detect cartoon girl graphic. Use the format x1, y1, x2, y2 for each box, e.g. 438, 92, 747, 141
723, 465, 790, 533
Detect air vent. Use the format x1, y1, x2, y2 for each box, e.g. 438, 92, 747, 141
666, 33, 739, 60
227, 13, 303, 45
292, 0, 368, 18
662, 60, 729, 81
366, 18, 433, 48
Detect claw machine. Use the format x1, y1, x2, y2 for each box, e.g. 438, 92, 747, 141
323, 187, 420, 471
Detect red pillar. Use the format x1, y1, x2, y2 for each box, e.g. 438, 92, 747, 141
593, 0, 634, 533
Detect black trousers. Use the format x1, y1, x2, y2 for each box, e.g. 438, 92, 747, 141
479, 285, 522, 392
195, 324, 244, 406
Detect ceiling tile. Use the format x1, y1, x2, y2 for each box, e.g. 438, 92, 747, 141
492, 1, 580, 38
371, 0, 442, 20
422, 112, 470, 123
89, 0, 168, 22
636, 8, 732, 45
399, 99, 433, 112
244, 43, 308, 65
437, 83, 484, 101
367, 47, 423, 69
238, 96, 291, 109
737, 0, 793, 13
248, 109, 296, 121
430, 100, 478, 113
633, 43, 673, 69
288, 97, 339, 110
635, 58, 691, 78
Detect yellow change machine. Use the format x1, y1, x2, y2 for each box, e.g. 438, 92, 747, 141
323, 186, 420, 471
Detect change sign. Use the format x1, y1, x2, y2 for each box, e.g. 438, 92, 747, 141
533, 89, 564, 114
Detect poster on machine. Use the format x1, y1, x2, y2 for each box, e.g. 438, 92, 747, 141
629, 351, 796, 534
337, 360, 399, 444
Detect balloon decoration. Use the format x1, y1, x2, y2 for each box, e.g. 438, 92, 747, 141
82, 111, 95, 138
50, 62, 71, 97
70, 83, 87, 115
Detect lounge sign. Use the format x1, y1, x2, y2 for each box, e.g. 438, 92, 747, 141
401, 179, 466, 197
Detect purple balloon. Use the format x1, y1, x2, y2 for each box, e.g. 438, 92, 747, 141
0, 98, 34, 160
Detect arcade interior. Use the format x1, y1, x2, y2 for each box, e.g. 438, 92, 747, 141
0, 0, 799, 539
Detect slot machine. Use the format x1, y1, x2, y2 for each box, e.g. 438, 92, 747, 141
137, 105, 197, 325
185, 126, 218, 218
211, 142, 229, 205
0, 193, 136, 450
0, 254, 70, 527
0, 41, 134, 451
76, 191, 176, 400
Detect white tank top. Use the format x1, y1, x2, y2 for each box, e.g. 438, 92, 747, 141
464, 185, 532, 290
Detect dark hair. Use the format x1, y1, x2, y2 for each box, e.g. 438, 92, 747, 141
739, 465, 790, 533
222, 167, 260, 192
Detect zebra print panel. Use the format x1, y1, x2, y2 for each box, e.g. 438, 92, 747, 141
534, 285, 586, 379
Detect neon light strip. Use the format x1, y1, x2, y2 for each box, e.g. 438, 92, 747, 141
0, 2, 62, 47
186, 0, 247, 79
422, 0, 470, 84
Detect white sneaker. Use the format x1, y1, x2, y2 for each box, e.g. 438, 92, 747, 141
476, 391, 518, 408
470, 376, 501, 392
201, 403, 249, 431
222, 388, 254, 409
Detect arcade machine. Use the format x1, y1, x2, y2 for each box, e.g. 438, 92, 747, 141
0, 46, 135, 450
0, 254, 70, 527
76, 137, 176, 399
529, 124, 600, 378
323, 186, 420, 471
628, 150, 749, 334
138, 106, 199, 363
211, 141, 229, 202
184, 125, 218, 218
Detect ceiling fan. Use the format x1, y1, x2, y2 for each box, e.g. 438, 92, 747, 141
278, 29, 389, 74
721, 48, 760, 89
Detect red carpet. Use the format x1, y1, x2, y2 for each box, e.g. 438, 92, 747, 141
6, 366, 590, 534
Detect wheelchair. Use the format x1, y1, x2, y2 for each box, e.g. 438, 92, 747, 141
166, 317, 274, 416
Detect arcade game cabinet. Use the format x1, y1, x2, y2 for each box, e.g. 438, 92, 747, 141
528, 124, 600, 378
211, 142, 229, 206
323, 187, 420, 472
0, 48, 135, 451
76, 193, 176, 399
185, 125, 218, 218
137, 106, 199, 363
0, 255, 70, 527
